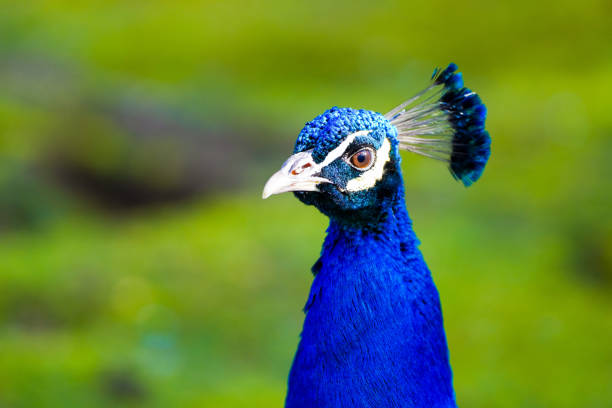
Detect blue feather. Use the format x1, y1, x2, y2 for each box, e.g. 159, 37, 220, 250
288, 178, 456, 407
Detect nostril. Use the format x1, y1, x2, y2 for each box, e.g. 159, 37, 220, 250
291, 162, 313, 176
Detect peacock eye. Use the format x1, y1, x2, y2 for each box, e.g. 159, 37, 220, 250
348, 148, 375, 170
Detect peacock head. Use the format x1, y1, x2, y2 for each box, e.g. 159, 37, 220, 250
263, 107, 403, 221
262, 63, 491, 222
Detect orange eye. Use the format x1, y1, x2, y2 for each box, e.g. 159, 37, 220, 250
349, 148, 374, 170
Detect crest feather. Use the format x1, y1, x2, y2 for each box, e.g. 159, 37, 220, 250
385, 63, 491, 186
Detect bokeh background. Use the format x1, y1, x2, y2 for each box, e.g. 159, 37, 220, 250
1, 1, 611, 407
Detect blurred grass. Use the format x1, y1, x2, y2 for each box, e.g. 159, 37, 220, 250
0, 0, 611, 407
0, 195, 610, 407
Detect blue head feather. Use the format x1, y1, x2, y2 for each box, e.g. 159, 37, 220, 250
295, 107, 395, 162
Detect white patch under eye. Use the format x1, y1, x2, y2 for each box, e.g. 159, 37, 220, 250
345, 138, 391, 192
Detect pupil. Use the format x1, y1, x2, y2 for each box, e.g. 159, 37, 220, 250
358, 153, 366, 162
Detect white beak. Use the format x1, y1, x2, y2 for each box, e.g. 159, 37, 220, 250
262, 150, 331, 199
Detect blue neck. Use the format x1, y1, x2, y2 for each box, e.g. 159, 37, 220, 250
286, 190, 456, 408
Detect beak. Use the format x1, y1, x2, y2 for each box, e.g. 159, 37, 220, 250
262, 150, 331, 199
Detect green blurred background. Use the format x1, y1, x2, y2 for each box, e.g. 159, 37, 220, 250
1, 1, 611, 407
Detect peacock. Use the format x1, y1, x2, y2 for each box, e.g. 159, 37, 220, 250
262, 63, 490, 408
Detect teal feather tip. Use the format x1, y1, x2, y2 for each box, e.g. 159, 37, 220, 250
385, 63, 491, 186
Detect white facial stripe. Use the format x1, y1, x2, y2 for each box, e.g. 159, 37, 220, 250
345, 137, 391, 192
319, 130, 371, 167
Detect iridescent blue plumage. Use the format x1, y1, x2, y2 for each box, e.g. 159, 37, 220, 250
295, 107, 394, 162
262, 64, 491, 408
